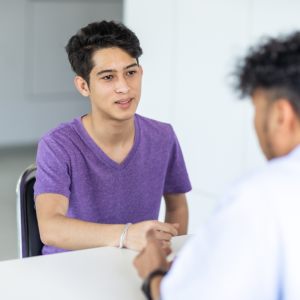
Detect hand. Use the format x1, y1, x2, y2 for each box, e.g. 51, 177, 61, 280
124, 220, 179, 251
134, 229, 172, 280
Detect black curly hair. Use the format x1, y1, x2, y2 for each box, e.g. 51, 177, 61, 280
65, 20, 143, 86
234, 31, 300, 116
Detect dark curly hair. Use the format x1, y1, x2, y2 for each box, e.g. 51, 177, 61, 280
234, 31, 300, 116
65, 20, 143, 86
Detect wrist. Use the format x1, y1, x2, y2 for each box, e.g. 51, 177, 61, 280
142, 269, 168, 300
119, 223, 132, 248
108, 225, 125, 247
150, 275, 164, 300
122, 223, 132, 248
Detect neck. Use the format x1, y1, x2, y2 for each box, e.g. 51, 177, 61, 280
271, 129, 300, 160
83, 112, 135, 148
278, 139, 300, 158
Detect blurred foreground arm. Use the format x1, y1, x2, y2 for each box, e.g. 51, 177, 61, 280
134, 229, 171, 300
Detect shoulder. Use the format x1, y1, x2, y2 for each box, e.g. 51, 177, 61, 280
38, 117, 82, 152
238, 152, 299, 191
136, 114, 175, 143
41, 117, 79, 143
37, 117, 81, 159
218, 151, 300, 211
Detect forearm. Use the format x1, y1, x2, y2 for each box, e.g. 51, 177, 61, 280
165, 205, 188, 235
163, 193, 189, 235
39, 215, 125, 250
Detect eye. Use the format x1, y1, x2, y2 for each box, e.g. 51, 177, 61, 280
102, 75, 113, 80
127, 70, 136, 76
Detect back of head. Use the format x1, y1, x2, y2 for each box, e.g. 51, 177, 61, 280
234, 31, 300, 117
65, 20, 143, 86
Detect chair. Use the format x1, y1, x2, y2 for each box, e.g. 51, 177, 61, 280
16, 163, 44, 258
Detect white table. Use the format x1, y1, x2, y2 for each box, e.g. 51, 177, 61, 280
0, 235, 190, 300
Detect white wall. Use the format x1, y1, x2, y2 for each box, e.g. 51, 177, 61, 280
0, 0, 122, 147
124, 0, 300, 233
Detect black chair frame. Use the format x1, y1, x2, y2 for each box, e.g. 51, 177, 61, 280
16, 164, 44, 258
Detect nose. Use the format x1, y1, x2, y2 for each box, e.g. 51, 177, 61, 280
115, 76, 130, 94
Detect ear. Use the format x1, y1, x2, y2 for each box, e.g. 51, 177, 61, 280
74, 76, 90, 97
139, 65, 143, 76
270, 99, 296, 135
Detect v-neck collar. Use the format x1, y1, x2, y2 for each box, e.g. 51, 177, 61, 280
74, 114, 140, 171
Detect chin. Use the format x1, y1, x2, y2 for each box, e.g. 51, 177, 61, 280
114, 110, 136, 122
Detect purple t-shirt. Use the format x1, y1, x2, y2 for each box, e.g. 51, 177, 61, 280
34, 114, 192, 255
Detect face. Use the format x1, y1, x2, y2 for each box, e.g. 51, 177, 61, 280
76, 47, 143, 121
252, 89, 276, 160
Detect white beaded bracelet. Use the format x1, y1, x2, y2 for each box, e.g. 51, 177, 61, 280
119, 223, 132, 249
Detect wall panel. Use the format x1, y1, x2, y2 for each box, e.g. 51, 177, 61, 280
124, 0, 175, 124
173, 0, 250, 195
0, 0, 123, 146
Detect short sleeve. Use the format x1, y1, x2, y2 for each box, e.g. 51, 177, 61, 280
163, 129, 192, 194
34, 136, 71, 199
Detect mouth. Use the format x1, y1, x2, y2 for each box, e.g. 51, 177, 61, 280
115, 98, 133, 109
115, 98, 132, 104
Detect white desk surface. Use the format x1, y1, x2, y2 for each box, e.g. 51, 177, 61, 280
0, 235, 190, 300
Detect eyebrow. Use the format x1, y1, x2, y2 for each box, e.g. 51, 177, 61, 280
97, 63, 138, 76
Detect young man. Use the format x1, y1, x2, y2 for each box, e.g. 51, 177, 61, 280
134, 32, 300, 299
34, 21, 191, 255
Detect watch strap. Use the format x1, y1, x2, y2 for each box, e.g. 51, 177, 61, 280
141, 269, 168, 300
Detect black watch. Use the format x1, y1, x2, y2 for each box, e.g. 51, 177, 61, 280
141, 269, 168, 300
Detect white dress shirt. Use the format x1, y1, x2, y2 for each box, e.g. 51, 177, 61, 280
161, 145, 300, 300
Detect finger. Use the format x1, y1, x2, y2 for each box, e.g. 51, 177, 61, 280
156, 223, 178, 237
162, 241, 172, 249
146, 229, 156, 241
164, 247, 172, 256
171, 223, 180, 229
155, 231, 172, 241
158, 240, 172, 249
